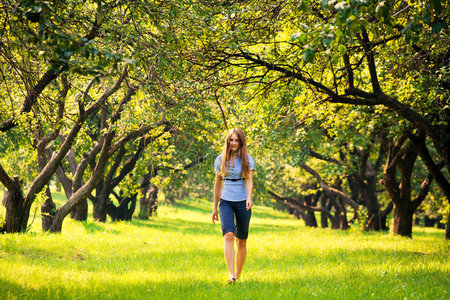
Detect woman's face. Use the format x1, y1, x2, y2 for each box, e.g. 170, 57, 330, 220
229, 133, 239, 152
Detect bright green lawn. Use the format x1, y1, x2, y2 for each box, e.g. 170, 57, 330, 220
0, 196, 449, 299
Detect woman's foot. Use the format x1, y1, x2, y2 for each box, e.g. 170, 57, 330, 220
227, 274, 236, 284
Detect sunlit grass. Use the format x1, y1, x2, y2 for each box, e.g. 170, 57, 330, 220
0, 195, 449, 299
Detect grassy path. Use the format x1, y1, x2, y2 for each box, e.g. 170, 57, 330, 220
0, 198, 449, 299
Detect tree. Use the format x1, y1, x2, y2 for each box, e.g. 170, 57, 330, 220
0, 0, 108, 232
182, 0, 449, 237
0, 0, 194, 232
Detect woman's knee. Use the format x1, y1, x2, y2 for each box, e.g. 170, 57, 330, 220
224, 232, 236, 242
236, 238, 247, 248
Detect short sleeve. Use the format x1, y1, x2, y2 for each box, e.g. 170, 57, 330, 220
248, 154, 255, 171
214, 154, 222, 173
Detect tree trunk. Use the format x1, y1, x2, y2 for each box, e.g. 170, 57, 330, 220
139, 191, 150, 220
93, 178, 109, 222
362, 177, 386, 231
337, 198, 349, 230
93, 198, 107, 222
393, 203, 414, 237
303, 194, 318, 227
328, 197, 340, 229
2, 191, 7, 207
71, 199, 88, 220
139, 171, 157, 219
414, 215, 421, 226
2, 182, 27, 232
305, 210, 318, 227
382, 134, 434, 237
148, 186, 159, 217
41, 186, 56, 231
48, 127, 115, 232
424, 216, 437, 227
320, 194, 328, 228
118, 194, 136, 221
106, 192, 137, 221
445, 213, 450, 240
37, 146, 55, 231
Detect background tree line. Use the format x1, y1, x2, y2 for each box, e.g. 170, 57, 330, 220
0, 0, 448, 239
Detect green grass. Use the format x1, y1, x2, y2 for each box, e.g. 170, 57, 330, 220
0, 196, 449, 299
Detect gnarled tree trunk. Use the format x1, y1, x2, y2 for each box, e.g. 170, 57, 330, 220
106, 191, 137, 221
382, 133, 433, 237
392, 202, 414, 237
1, 176, 26, 232
140, 185, 159, 219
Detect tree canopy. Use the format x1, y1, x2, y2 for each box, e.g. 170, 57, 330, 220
0, 0, 448, 238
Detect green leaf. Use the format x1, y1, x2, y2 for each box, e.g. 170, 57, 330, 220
338, 44, 346, 55
431, 22, 443, 34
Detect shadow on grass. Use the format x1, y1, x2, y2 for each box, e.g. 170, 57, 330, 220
0, 278, 29, 298
80, 221, 120, 235
251, 209, 291, 220
170, 201, 292, 221
81, 221, 105, 234
131, 217, 297, 236
172, 201, 210, 212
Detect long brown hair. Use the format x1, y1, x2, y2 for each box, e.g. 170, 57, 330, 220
219, 128, 250, 178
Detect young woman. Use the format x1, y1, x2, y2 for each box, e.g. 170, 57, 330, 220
212, 128, 255, 284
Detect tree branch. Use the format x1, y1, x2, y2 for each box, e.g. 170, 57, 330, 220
300, 163, 359, 211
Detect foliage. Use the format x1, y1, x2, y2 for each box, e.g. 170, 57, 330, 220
0, 0, 448, 235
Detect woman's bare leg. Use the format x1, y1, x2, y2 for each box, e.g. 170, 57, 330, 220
224, 232, 236, 280
235, 238, 247, 279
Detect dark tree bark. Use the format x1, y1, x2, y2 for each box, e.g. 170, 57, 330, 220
1, 66, 124, 233
319, 193, 328, 228
268, 190, 333, 227
71, 199, 88, 221
300, 163, 359, 224
331, 178, 349, 230
382, 133, 434, 237
414, 215, 421, 226
106, 191, 137, 221
42, 69, 131, 232
303, 194, 318, 227
355, 144, 388, 231
424, 216, 437, 227
138, 173, 153, 219
64, 147, 88, 221
97, 120, 170, 222
49, 130, 113, 232
35, 89, 67, 231
147, 186, 159, 218
0, 172, 24, 233
139, 169, 159, 220
1, 83, 87, 232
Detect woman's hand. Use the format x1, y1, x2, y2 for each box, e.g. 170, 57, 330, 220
246, 199, 253, 210
212, 209, 219, 224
